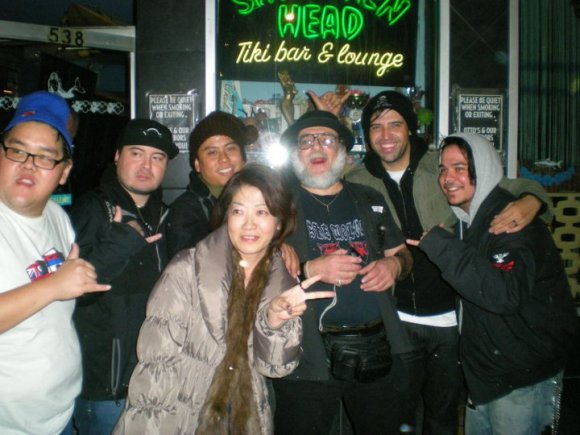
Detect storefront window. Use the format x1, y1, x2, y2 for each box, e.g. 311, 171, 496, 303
215, 0, 437, 166
447, 0, 510, 155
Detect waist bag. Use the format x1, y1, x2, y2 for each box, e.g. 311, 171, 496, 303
321, 320, 392, 382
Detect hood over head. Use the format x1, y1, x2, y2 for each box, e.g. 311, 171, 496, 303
442, 132, 503, 225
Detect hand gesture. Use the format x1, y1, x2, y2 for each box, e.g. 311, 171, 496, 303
406, 224, 446, 247
48, 243, 111, 301
267, 275, 334, 329
113, 206, 162, 243
307, 249, 363, 287
489, 196, 541, 234
307, 90, 351, 118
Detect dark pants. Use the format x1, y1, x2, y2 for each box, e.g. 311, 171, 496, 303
73, 398, 125, 435
272, 355, 406, 435
401, 322, 465, 435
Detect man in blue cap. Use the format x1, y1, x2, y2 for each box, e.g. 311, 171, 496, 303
0, 91, 111, 434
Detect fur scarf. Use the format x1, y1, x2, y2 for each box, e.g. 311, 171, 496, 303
196, 246, 274, 434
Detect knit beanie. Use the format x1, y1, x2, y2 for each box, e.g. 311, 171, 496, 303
361, 91, 418, 145
188, 111, 258, 163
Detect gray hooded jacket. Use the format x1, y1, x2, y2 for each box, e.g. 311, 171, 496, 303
418, 133, 576, 404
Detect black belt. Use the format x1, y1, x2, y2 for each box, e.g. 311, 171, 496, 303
321, 319, 383, 336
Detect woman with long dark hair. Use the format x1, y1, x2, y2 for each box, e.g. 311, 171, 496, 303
114, 164, 333, 434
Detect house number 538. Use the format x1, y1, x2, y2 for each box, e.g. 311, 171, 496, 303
47, 27, 85, 47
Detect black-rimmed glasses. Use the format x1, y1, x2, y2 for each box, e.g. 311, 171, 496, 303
1, 143, 67, 170
298, 133, 339, 150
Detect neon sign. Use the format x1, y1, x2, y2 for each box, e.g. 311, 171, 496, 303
232, 0, 412, 29
236, 40, 403, 78
219, 0, 417, 86
277, 5, 364, 41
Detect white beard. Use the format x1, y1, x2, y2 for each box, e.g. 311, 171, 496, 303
291, 146, 347, 190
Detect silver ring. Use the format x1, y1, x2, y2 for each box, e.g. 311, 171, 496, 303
511, 219, 517, 228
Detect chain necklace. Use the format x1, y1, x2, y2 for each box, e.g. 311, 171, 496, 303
307, 189, 342, 213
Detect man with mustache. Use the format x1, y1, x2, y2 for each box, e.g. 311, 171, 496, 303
69, 119, 179, 434
272, 110, 414, 435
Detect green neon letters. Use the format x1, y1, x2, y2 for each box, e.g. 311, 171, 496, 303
230, 1, 412, 39
278, 4, 363, 40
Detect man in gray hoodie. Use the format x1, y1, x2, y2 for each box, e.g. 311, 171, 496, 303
408, 133, 577, 435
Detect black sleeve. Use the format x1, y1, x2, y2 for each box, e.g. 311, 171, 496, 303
166, 193, 212, 259
419, 226, 537, 314
69, 193, 148, 283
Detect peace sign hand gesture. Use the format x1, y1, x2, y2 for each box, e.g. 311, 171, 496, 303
267, 275, 334, 329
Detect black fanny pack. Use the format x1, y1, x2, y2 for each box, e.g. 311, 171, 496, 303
321, 320, 392, 383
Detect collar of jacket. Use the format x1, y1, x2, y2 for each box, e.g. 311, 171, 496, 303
194, 225, 233, 344
187, 171, 215, 199
98, 164, 166, 227
460, 186, 513, 238
193, 224, 287, 345
363, 136, 429, 180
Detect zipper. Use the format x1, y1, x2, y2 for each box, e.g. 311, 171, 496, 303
154, 208, 169, 271
111, 338, 121, 398
394, 173, 418, 313
134, 204, 166, 272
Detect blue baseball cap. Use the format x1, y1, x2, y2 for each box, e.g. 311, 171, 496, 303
3, 91, 74, 154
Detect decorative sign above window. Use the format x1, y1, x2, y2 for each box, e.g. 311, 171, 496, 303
218, 0, 418, 86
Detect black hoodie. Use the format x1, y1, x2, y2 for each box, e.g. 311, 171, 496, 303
362, 139, 457, 315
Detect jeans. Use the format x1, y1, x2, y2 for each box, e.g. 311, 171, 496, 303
273, 355, 407, 435
73, 398, 126, 435
465, 371, 563, 435
401, 322, 465, 435
60, 418, 74, 435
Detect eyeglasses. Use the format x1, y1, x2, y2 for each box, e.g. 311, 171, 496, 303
1, 143, 67, 170
298, 133, 340, 150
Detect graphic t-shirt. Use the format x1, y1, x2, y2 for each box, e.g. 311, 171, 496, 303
301, 188, 382, 326
0, 200, 81, 435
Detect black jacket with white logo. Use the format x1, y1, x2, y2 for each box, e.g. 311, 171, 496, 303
420, 187, 576, 404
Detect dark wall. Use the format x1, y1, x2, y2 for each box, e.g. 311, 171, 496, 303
136, 0, 206, 202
